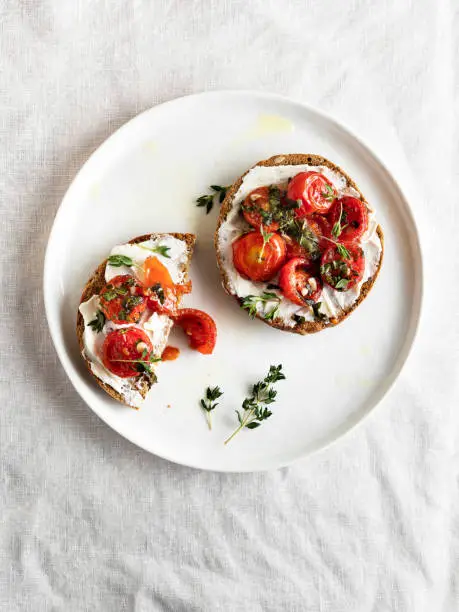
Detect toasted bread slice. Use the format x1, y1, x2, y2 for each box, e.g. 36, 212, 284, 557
215, 154, 384, 334
77, 233, 196, 408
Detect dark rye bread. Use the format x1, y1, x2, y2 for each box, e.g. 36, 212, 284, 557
76, 233, 196, 408
215, 154, 384, 334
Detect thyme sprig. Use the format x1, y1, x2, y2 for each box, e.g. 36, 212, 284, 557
196, 185, 229, 214
241, 292, 281, 321
200, 386, 223, 430
224, 365, 286, 445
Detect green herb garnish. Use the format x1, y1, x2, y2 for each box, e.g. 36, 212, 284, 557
224, 365, 286, 445
322, 183, 336, 203
331, 201, 348, 239
257, 226, 274, 262
111, 349, 161, 379
107, 254, 134, 267
241, 292, 280, 320
196, 185, 229, 214
87, 309, 106, 333
139, 244, 171, 258
309, 301, 328, 321
336, 243, 350, 259
150, 282, 165, 304
200, 386, 224, 430
292, 314, 306, 325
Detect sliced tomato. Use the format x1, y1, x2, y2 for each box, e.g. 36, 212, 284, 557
279, 257, 322, 306
320, 243, 365, 291
102, 328, 153, 378
161, 346, 180, 361
242, 186, 279, 232
173, 308, 217, 355
328, 196, 369, 242
99, 275, 146, 324
232, 231, 286, 282
287, 171, 336, 216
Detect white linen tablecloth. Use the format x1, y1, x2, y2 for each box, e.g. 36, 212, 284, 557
1, 1, 458, 610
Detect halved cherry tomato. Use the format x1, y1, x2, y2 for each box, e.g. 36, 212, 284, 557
328, 196, 369, 243
102, 328, 153, 378
99, 275, 146, 324
242, 187, 279, 232
161, 346, 180, 361
173, 308, 217, 355
287, 171, 336, 216
320, 243, 365, 291
279, 257, 323, 306
232, 231, 286, 282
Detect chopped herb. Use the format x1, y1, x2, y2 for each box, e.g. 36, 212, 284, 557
196, 185, 229, 214
101, 286, 128, 301
224, 365, 286, 445
268, 185, 281, 209
331, 201, 348, 239
336, 243, 350, 259
241, 292, 280, 320
310, 301, 328, 321
200, 386, 224, 430
150, 282, 165, 304
292, 314, 306, 325
258, 226, 273, 262
117, 310, 127, 321
87, 310, 106, 332
322, 183, 336, 203
334, 278, 349, 291
125, 295, 143, 309
111, 353, 162, 379
107, 254, 134, 267
139, 244, 171, 258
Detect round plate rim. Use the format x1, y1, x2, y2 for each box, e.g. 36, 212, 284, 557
43, 90, 424, 472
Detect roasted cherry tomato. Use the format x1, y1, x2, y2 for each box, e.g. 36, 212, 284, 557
242, 186, 279, 232
102, 328, 153, 378
173, 308, 217, 355
287, 171, 336, 216
99, 275, 146, 324
320, 243, 365, 291
279, 257, 322, 306
232, 231, 286, 282
328, 196, 369, 243
161, 346, 180, 361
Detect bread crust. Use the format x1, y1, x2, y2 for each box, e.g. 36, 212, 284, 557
76, 233, 196, 407
215, 154, 384, 334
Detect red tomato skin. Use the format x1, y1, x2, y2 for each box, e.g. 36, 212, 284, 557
287, 172, 336, 216
327, 196, 369, 242
232, 232, 287, 282
320, 243, 365, 291
102, 328, 153, 378
173, 308, 217, 355
99, 275, 146, 324
242, 187, 279, 232
278, 257, 323, 306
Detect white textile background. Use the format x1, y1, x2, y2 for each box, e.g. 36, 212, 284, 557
1, 1, 459, 610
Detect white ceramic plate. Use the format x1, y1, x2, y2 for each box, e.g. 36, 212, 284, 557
44, 91, 422, 472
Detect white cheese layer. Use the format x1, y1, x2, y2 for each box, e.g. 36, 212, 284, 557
105, 234, 188, 284
79, 235, 187, 407
217, 163, 382, 326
